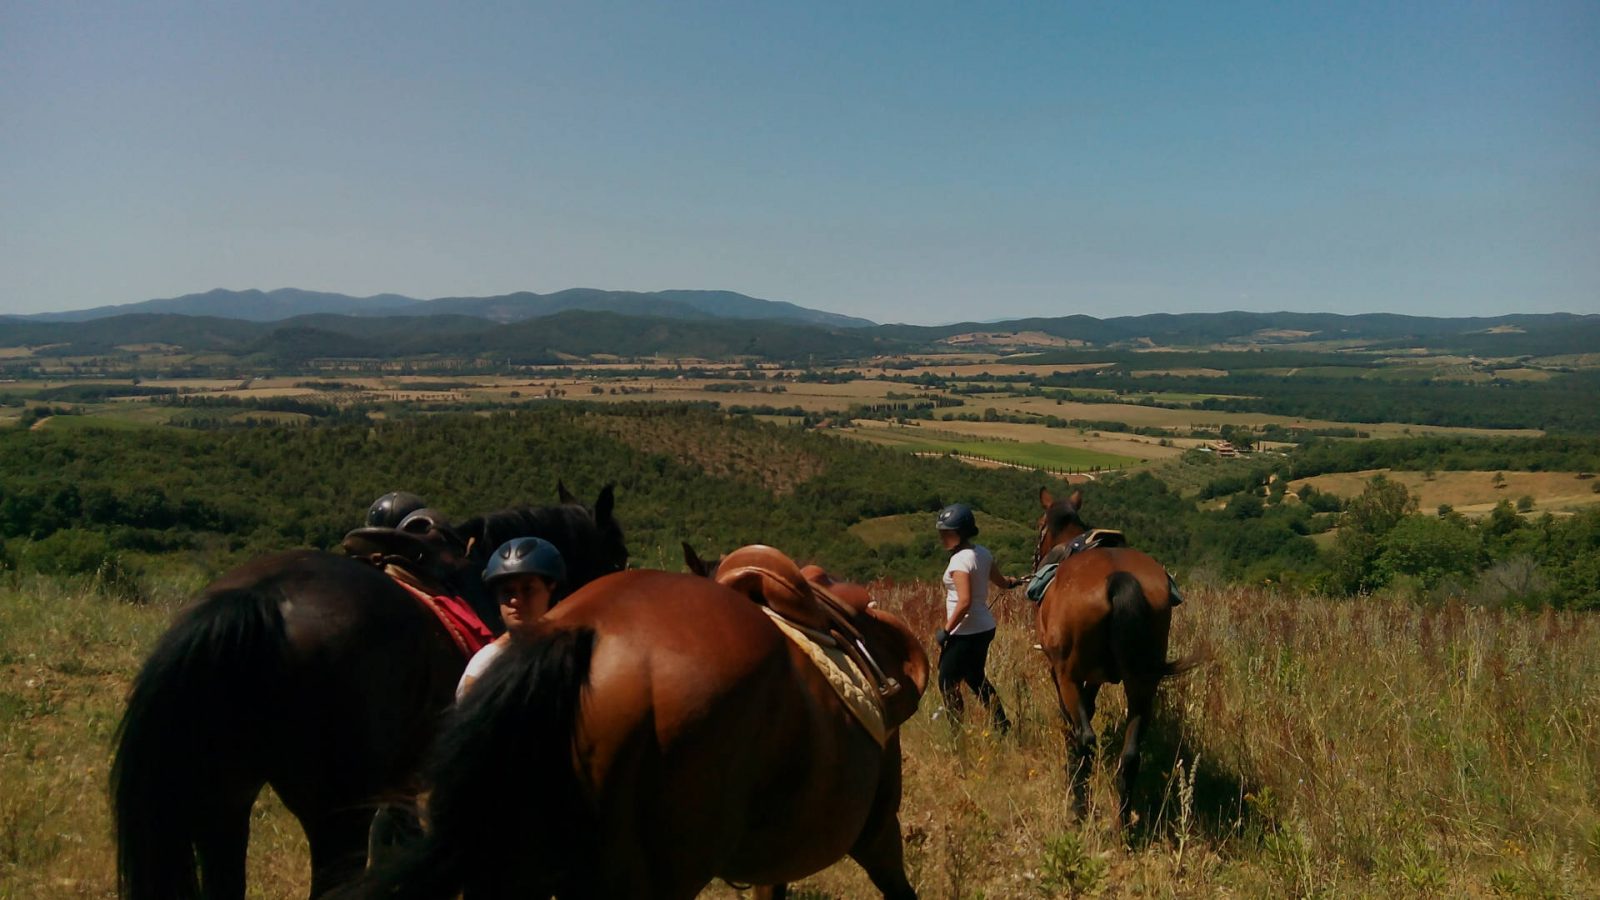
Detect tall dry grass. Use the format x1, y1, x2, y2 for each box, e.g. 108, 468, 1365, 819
2, 572, 1596, 897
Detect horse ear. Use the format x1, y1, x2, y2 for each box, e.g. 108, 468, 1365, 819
594, 483, 616, 524
683, 542, 708, 577
558, 480, 578, 505
1069, 489, 1084, 510
1039, 487, 1055, 509
454, 517, 486, 557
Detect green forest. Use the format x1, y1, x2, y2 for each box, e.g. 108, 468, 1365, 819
1, 404, 1595, 608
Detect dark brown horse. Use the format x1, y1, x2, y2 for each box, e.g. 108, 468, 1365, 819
1033, 487, 1197, 824
111, 486, 628, 900
344, 562, 930, 899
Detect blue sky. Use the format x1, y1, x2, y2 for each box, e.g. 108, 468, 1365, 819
3, 2, 1596, 323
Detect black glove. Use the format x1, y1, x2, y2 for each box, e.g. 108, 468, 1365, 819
935, 628, 949, 648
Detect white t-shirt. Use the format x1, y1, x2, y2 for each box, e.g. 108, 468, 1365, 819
455, 637, 507, 702
942, 545, 997, 636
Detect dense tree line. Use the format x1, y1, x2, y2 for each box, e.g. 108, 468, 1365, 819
1036, 369, 1600, 433
1, 405, 1594, 608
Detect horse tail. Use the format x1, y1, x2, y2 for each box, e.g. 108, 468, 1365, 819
1107, 572, 1201, 682
111, 587, 285, 900
343, 627, 598, 899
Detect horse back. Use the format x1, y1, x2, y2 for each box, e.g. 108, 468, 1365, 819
1037, 546, 1174, 677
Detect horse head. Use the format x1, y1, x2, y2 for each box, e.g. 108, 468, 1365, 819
1035, 486, 1088, 569
455, 483, 629, 604
586, 483, 628, 575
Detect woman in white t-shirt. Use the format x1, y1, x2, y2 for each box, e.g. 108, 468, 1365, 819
455, 536, 567, 701
934, 503, 1022, 731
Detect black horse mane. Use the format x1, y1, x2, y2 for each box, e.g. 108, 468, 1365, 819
459, 505, 600, 559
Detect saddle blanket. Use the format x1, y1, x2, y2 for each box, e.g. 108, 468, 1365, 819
1025, 529, 1126, 603
385, 567, 495, 657
761, 607, 888, 747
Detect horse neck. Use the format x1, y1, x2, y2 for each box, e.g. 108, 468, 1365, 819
1035, 519, 1086, 570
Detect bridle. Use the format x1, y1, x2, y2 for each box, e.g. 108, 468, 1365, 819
1032, 517, 1051, 571
1033, 503, 1087, 571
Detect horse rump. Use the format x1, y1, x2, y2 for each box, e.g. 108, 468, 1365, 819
340, 627, 599, 900
112, 585, 286, 900
1106, 571, 1201, 682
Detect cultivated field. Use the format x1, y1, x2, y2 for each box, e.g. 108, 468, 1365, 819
4, 574, 1595, 897
0, 361, 1550, 478
1292, 469, 1600, 516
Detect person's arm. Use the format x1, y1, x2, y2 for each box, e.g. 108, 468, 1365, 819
455, 635, 508, 701
988, 561, 1022, 591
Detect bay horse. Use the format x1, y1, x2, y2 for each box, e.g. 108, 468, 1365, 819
111, 486, 627, 900
343, 561, 930, 899
1033, 487, 1197, 825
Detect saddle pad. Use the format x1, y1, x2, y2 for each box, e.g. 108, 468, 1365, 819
761, 607, 888, 747
385, 566, 495, 658
1025, 563, 1058, 604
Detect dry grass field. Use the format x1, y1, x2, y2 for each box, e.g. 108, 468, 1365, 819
7, 371, 1546, 465
3, 572, 1596, 898
1291, 469, 1600, 517
995, 395, 1543, 441
848, 418, 1189, 465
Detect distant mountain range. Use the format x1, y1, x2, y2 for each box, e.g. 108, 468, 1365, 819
3, 287, 1597, 363
15, 287, 876, 329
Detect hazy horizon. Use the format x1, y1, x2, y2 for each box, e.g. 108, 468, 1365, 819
4, 3, 1596, 323
8, 284, 1599, 329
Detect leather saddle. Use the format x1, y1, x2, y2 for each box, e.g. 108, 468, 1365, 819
714, 545, 901, 699
340, 524, 496, 655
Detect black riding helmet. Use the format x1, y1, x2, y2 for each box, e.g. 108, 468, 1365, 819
936, 503, 979, 538
482, 536, 567, 587
367, 491, 427, 528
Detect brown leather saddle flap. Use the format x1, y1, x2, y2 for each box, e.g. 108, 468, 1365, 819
716, 545, 902, 700
715, 544, 832, 632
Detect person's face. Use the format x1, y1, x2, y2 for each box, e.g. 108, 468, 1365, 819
939, 529, 962, 550
495, 574, 553, 633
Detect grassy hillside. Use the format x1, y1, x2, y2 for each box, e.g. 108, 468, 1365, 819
3, 576, 1594, 896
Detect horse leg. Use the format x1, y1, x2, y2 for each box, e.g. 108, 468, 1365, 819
847, 739, 917, 899
1115, 678, 1157, 827
848, 810, 917, 899
193, 783, 261, 900
305, 806, 379, 898
750, 886, 787, 899
1049, 663, 1098, 817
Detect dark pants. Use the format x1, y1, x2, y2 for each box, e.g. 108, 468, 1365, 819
938, 628, 1010, 732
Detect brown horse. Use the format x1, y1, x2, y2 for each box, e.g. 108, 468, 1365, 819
111, 487, 627, 900
343, 563, 930, 899
1033, 487, 1197, 824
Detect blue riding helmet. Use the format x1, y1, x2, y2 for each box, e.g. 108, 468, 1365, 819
367, 491, 427, 528
935, 503, 979, 538
482, 536, 567, 586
